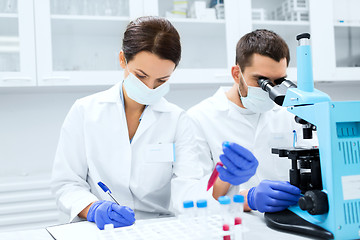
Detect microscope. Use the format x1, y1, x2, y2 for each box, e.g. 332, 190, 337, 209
258, 33, 360, 239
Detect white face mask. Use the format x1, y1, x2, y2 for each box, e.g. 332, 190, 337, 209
238, 67, 275, 113
123, 69, 170, 105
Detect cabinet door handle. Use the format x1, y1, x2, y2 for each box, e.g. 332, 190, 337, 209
42, 77, 70, 82
2, 77, 32, 82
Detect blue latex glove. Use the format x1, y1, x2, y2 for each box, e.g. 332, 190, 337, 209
247, 180, 301, 213
216, 142, 259, 185
87, 200, 135, 230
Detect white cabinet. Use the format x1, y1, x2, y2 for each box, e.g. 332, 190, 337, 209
333, 0, 360, 81
0, 0, 359, 87
34, 0, 142, 86
249, 0, 359, 82
0, 0, 36, 87
142, 0, 235, 84
33, 0, 238, 85
249, 0, 331, 81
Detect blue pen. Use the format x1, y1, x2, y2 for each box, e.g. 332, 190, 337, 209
98, 181, 120, 205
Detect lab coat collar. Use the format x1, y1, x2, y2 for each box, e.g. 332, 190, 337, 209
130, 97, 174, 145
212, 86, 256, 115
149, 98, 174, 113
98, 82, 123, 103
98, 82, 173, 112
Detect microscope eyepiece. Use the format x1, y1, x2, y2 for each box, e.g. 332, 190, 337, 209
296, 33, 310, 41
274, 78, 285, 85
257, 78, 273, 91
257, 77, 297, 106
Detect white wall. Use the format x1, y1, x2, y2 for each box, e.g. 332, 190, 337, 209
1, 81, 360, 179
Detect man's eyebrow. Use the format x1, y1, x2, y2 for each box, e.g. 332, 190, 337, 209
252, 74, 269, 79
252, 74, 288, 79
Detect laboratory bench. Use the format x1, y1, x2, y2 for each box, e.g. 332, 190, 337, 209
0, 211, 317, 240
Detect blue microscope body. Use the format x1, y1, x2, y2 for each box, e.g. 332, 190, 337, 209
262, 34, 360, 239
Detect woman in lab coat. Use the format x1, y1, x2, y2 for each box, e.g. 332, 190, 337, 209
51, 16, 211, 230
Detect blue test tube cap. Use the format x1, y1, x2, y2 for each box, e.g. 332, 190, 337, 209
218, 196, 231, 205
196, 199, 207, 208
233, 195, 244, 203
183, 200, 194, 209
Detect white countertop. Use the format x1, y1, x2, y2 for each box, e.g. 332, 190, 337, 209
0, 211, 317, 240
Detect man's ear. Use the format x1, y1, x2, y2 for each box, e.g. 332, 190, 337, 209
119, 51, 126, 69
231, 65, 241, 84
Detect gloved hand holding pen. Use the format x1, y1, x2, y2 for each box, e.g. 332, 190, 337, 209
247, 180, 301, 213
87, 200, 135, 230
216, 141, 259, 185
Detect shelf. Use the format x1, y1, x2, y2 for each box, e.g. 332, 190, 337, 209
36, 69, 232, 86
51, 14, 130, 21
0, 46, 19, 53
0, 13, 18, 18
252, 20, 310, 26
170, 18, 226, 37
334, 22, 360, 27
51, 16, 130, 36
0, 36, 20, 53
167, 18, 225, 24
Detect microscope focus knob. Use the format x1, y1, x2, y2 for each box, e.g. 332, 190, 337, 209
298, 190, 329, 215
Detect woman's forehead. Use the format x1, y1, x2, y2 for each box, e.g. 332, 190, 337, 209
129, 51, 175, 77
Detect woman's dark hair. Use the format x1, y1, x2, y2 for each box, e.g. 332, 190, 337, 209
236, 29, 290, 71
122, 16, 181, 67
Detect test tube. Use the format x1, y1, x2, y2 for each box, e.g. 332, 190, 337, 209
233, 217, 243, 240
232, 195, 244, 218
181, 200, 195, 227
196, 200, 209, 239
223, 224, 231, 240
232, 195, 244, 240
219, 196, 232, 239
219, 196, 231, 224
183, 200, 195, 216
196, 199, 207, 216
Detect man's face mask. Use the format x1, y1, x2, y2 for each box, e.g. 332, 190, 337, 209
238, 66, 275, 113
123, 59, 170, 105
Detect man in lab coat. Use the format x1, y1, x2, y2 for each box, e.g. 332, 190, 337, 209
188, 29, 311, 213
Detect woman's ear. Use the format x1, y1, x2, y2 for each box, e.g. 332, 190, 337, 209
119, 51, 126, 69
231, 65, 241, 84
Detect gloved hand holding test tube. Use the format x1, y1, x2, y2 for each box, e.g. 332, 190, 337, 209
207, 142, 259, 190
86, 181, 135, 230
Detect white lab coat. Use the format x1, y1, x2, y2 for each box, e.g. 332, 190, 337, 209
51, 83, 214, 222
187, 87, 317, 191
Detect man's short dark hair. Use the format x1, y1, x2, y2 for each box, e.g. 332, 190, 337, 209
235, 29, 290, 71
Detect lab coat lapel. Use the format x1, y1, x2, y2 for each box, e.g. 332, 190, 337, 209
131, 107, 156, 145
130, 98, 173, 145
98, 83, 132, 186
255, 107, 281, 140
115, 101, 133, 186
